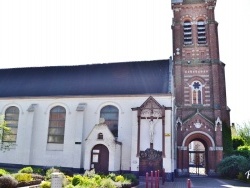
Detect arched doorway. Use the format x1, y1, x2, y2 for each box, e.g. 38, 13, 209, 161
91, 144, 109, 174
188, 140, 207, 176
180, 131, 215, 176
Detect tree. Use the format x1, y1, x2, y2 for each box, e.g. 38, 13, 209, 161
222, 122, 233, 155
235, 122, 250, 146
0, 115, 14, 151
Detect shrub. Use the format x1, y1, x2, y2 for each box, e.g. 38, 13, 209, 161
83, 169, 96, 178
115, 175, 125, 182
217, 155, 249, 179
238, 145, 250, 151
122, 174, 138, 186
0, 169, 9, 177
237, 172, 250, 183
81, 176, 98, 187
40, 180, 51, 188
94, 174, 102, 185
71, 174, 83, 186
121, 179, 132, 188
107, 173, 116, 181
65, 184, 75, 188
14, 173, 33, 182
0, 175, 18, 188
33, 167, 45, 175
231, 148, 250, 158
18, 166, 33, 174
232, 136, 245, 150
65, 175, 73, 184
99, 178, 116, 188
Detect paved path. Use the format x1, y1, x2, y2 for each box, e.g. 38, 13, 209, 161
134, 177, 250, 188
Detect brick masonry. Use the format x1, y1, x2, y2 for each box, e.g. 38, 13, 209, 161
172, 0, 230, 176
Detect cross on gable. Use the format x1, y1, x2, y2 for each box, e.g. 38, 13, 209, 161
140, 96, 162, 110
137, 96, 166, 120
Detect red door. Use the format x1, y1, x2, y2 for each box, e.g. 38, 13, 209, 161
91, 144, 109, 174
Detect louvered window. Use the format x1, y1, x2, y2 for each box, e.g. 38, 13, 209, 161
183, 21, 192, 45
197, 20, 206, 44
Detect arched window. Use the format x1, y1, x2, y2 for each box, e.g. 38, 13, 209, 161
183, 20, 192, 45
3, 106, 19, 142
197, 20, 206, 44
191, 81, 203, 105
100, 105, 119, 137
48, 106, 66, 144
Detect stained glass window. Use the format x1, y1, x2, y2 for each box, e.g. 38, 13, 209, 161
192, 81, 203, 105
3, 106, 19, 142
100, 105, 119, 137
48, 106, 66, 143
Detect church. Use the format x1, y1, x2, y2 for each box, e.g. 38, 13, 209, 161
0, 0, 230, 181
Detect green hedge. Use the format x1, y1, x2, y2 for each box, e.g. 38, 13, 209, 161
217, 155, 249, 179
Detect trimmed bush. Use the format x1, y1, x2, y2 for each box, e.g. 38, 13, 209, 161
217, 155, 249, 179
0, 175, 18, 188
18, 166, 33, 174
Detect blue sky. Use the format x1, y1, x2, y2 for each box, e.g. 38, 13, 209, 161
0, 0, 249, 124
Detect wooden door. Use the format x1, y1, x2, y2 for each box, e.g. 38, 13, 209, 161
139, 148, 163, 176
91, 144, 109, 174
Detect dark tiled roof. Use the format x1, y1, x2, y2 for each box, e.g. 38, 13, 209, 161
183, 0, 205, 4
0, 60, 170, 97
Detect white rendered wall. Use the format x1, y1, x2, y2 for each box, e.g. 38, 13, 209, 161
163, 109, 174, 173
130, 110, 139, 172
0, 95, 173, 171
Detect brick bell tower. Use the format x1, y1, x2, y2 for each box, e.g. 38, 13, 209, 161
171, 0, 230, 176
